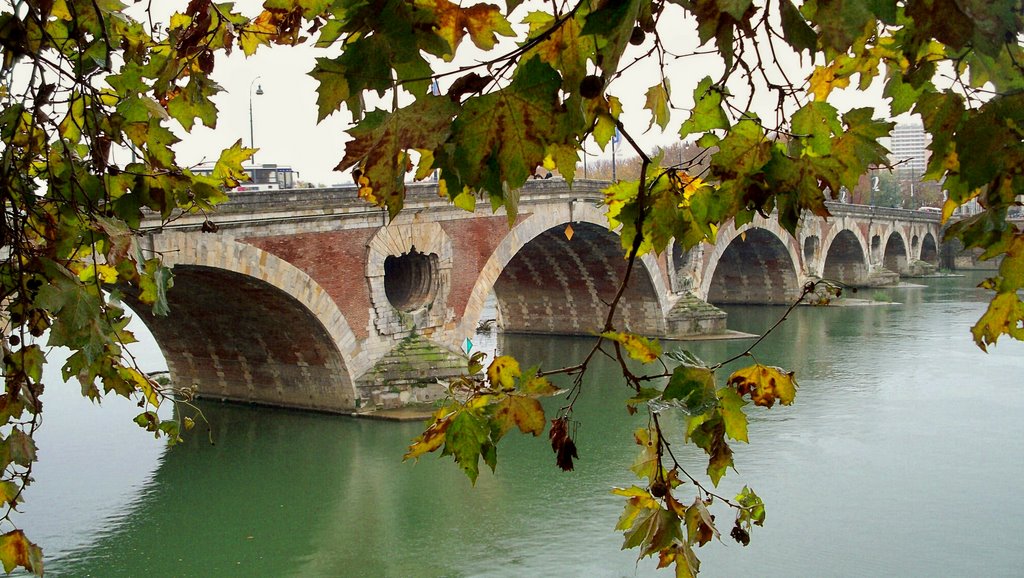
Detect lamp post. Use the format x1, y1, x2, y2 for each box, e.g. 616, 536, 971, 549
249, 77, 263, 164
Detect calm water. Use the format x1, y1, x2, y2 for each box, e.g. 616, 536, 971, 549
15, 273, 1024, 577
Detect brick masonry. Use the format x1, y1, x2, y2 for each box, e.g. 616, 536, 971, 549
140, 182, 943, 412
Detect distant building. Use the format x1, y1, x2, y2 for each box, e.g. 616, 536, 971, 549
888, 124, 930, 178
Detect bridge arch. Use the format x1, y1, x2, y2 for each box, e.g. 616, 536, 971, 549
455, 201, 672, 340
137, 232, 360, 411
920, 232, 939, 264
700, 221, 802, 305
882, 232, 909, 274
820, 226, 870, 286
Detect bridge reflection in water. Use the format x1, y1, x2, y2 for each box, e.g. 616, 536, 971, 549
131, 180, 942, 411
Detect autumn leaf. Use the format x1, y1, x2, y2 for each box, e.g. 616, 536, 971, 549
686, 412, 734, 485
717, 387, 749, 443
493, 395, 545, 436
0, 530, 42, 575
684, 497, 719, 546
336, 97, 458, 218
727, 363, 798, 408
645, 81, 670, 130
446, 57, 568, 209
413, 0, 514, 59
971, 291, 1024, 351
487, 355, 522, 389
601, 331, 662, 363
404, 409, 454, 460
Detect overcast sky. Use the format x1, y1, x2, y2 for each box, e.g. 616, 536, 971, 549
171, 1, 894, 186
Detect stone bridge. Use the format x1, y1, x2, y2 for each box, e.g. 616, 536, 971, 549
133, 179, 942, 412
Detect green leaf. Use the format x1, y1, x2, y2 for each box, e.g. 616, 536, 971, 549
336, 97, 458, 218
645, 82, 670, 130
717, 387, 749, 442
735, 485, 766, 528
444, 408, 492, 484
446, 57, 566, 205
663, 365, 717, 415
790, 101, 840, 157
679, 77, 729, 139
35, 270, 106, 362
139, 258, 173, 316
778, 0, 816, 54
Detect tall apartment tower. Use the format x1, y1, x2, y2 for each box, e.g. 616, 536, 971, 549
889, 123, 930, 178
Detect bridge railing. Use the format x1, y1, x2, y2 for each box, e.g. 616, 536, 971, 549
144, 177, 944, 230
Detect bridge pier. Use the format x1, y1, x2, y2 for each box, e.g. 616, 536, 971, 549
135, 182, 942, 413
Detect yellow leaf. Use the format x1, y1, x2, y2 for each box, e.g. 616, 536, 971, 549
487, 356, 521, 389
404, 410, 454, 460
0, 481, 20, 507
971, 291, 1024, 351
0, 530, 42, 575
727, 364, 798, 408
601, 331, 662, 363
123, 367, 160, 407
807, 63, 851, 101
493, 395, 545, 436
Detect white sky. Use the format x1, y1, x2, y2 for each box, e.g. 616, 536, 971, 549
168, 1, 894, 186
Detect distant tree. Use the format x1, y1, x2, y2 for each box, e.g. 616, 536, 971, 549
1, 1, 1022, 576
870, 172, 905, 208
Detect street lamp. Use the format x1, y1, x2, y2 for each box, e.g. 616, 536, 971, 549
249, 77, 264, 165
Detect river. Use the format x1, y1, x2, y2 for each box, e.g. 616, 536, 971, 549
12, 272, 1024, 577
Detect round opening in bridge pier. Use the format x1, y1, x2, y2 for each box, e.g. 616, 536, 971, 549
384, 247, 439, 312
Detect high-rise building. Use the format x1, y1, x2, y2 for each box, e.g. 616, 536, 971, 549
888, 123, 930, 178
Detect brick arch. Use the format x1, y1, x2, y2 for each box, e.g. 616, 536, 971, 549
920, 232, 939, 264
820, 225, 870, 286
700, 222, 802, 305
454, 201, 670, 340
882, 231, 909, 274
140, 232, 360, 410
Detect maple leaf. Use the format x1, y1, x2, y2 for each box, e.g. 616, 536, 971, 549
413, 0, 514, 59
716, 387, 749, 443
679, 76, 729, 139
445, 57, 567, 208
523, 11, 591, 91
0, 530, 42, 576
645, 81, 670, 130
493, 395, 545, 436
662, 365, 717, 415
336, 97, 458, 218
602, 331, 662, 363
404, 409, 454, 460
727, 363, 798, 408
685, 497, 719, 546
686, 411, 734, 485
486, 355, 522, 389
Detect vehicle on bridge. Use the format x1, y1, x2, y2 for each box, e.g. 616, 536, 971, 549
193, 162, 297, 191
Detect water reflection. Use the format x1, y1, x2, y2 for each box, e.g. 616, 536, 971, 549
21, 274, 1024, 577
